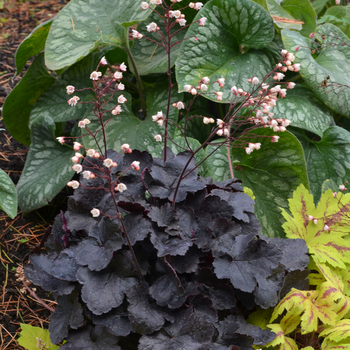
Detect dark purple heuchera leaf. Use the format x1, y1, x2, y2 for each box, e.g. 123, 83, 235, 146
143, 149, 206, 202
76, 266, 137, 315
123, 212, 153, 245
150, 227, 193, 257
127, 281, 169, 334
216, 315, 275, 348
196, 268, 236, 310
213, 234, 282, 294
148, 203, 178, 233
210, 189, 255, 222
170, 246, 202, 273
279, 269, 310, 299
59, 326, 121, 350
201, 194, 234, 221
91, 307, 132, 337
51, 246, 80, 281
24, 253, 75, 295
138, 307, 215, 350
49, 290, 84, 344
75, 217, 124, 271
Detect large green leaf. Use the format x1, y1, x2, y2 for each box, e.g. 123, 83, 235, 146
202, 139, 232, 181
82, 83, 182, 158
266, 0, 302, 31
45, 0, 153, 70
15, 18, 53, 75
280, 0, 316, 36
282, 24, 350, 118
273, 85, 334, 137
232, 128, 309, 237
3, 53, 56, 146
17, 116, 75, 214
30, 53, 102, 126
129, 10, 186, 75
0, 169, 17, 219
292, 126, 350, 203
176, 0, 276, 102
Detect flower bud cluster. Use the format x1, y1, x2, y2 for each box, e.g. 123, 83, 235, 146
245, 142, 261, 155
183, 77, 224, 101
152, 111, 164, 126
280, 50, 300, 72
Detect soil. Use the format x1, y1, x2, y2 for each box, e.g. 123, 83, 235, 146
0, 1, 69, 348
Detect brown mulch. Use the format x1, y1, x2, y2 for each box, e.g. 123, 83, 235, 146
0, 1, 68, 349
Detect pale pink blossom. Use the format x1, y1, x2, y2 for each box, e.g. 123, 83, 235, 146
115, 183, 127, 193
287, 82, 296, 89
112, 105, 122, 115
177, 18, 187, 26
121, 144, 132, 153
103, 158, 114, 168
199, 17, 207, 26
173, 101, 185, 110
154, 134, 162, 142
132, 29, 144, 39
66, 85, 75, 95
67, 180, 80, 189
100, 56, 108, 66
184, 84, 192, 92
274, 73, 285, 81
117, 83, 125, 90
118, 95, 127, 104
191, 88, 197, 95
73, 142, 82, 151
200, 84, 208, 92
57, 137, 65, 144
82, 170, 93, 180
150, 0, 162, 4
131, 161, 140, 171
271, 135, 280, 143
87, 149, 95, 157
114, 71, 123, 80
339, 184, 347, 191
120, 62, 127, 72
91, 208, 100, 217
78, 118, 91, 128
90, 71, 102, 80
72, 164, 83, 173
141, 1, 149, 9
68, 96, 80, 106
146, 22, 158, 32
202, 77, 210, 84
217, 78, 225, 87
216, 91, 223, 101
245, 147, 253, 155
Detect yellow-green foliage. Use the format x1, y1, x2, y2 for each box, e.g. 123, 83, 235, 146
263, 184, 350, 350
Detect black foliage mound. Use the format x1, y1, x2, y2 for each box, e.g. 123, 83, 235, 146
24, 149, 309, 349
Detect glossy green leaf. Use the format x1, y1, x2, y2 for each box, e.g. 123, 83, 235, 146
17, 116, 75, 214
282, 24, 350, 118
0, 169, 17, 219
280, 0, 316, 36
83, 83, 181, 158
321, 179, 339, 194
273, 85, 334, 137
291, 126, 350, 203
176, 0, 276, 102
15, 18, 53, 75
2, 53, 55, 146
18, 324, 59, 350
232, 128, 309, 238
129, 11, 185, 75
202, 139, 231, 181
30, 53, 102, 126
266, 0, 302, 31
45, 0, 153, 70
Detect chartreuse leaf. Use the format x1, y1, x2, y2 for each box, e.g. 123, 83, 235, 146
247, 307, 273, 329
29, 53, 102, 126
129, 10, 185, 75
18, 323, 59, 350
272, 85, 334, 137
0, 169, 17, 219
267, 323, 299, 350
176, 0, 276, 102
281, 184, 350, 269
45, 0, 153, 70
3, 53, 55, 146
279, 0, 316, 37
292, 126, 350, 203
282, 24, 350, 118
82, 83, 181, 157
232, 128, 309, 238
17, 116, 75, 214
15, 18, 53, 75
321, 340, 350, 350
270, 288, 336, 334
321, 320, 350, 342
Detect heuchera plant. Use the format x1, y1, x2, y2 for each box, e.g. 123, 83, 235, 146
18, 0, 314, 348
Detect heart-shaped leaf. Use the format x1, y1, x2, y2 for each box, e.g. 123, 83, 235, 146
30, 53, 102, 126
82, 83, 181, 157
282, 24, 350, 118
291, 126, 350, 203
15, 18, 53, 75
176, 0, 275, 102
272, 85, 334, 137
3, 53, 55, 146
232, 128, 309, 238
17, 116, 75, 213
129, 10, 185, 75
45, 0, 154, 70
0, 169, 17, 219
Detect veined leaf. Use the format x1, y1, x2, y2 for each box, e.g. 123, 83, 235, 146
18, 324, 60, 350
282, 24, 350, 118
281, 184, 350, 269
45, 0, 154, 70
0, 169, 17, 219
267, 323, 299, 350
320, 320, 350, 342
176, 0, 276, 103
